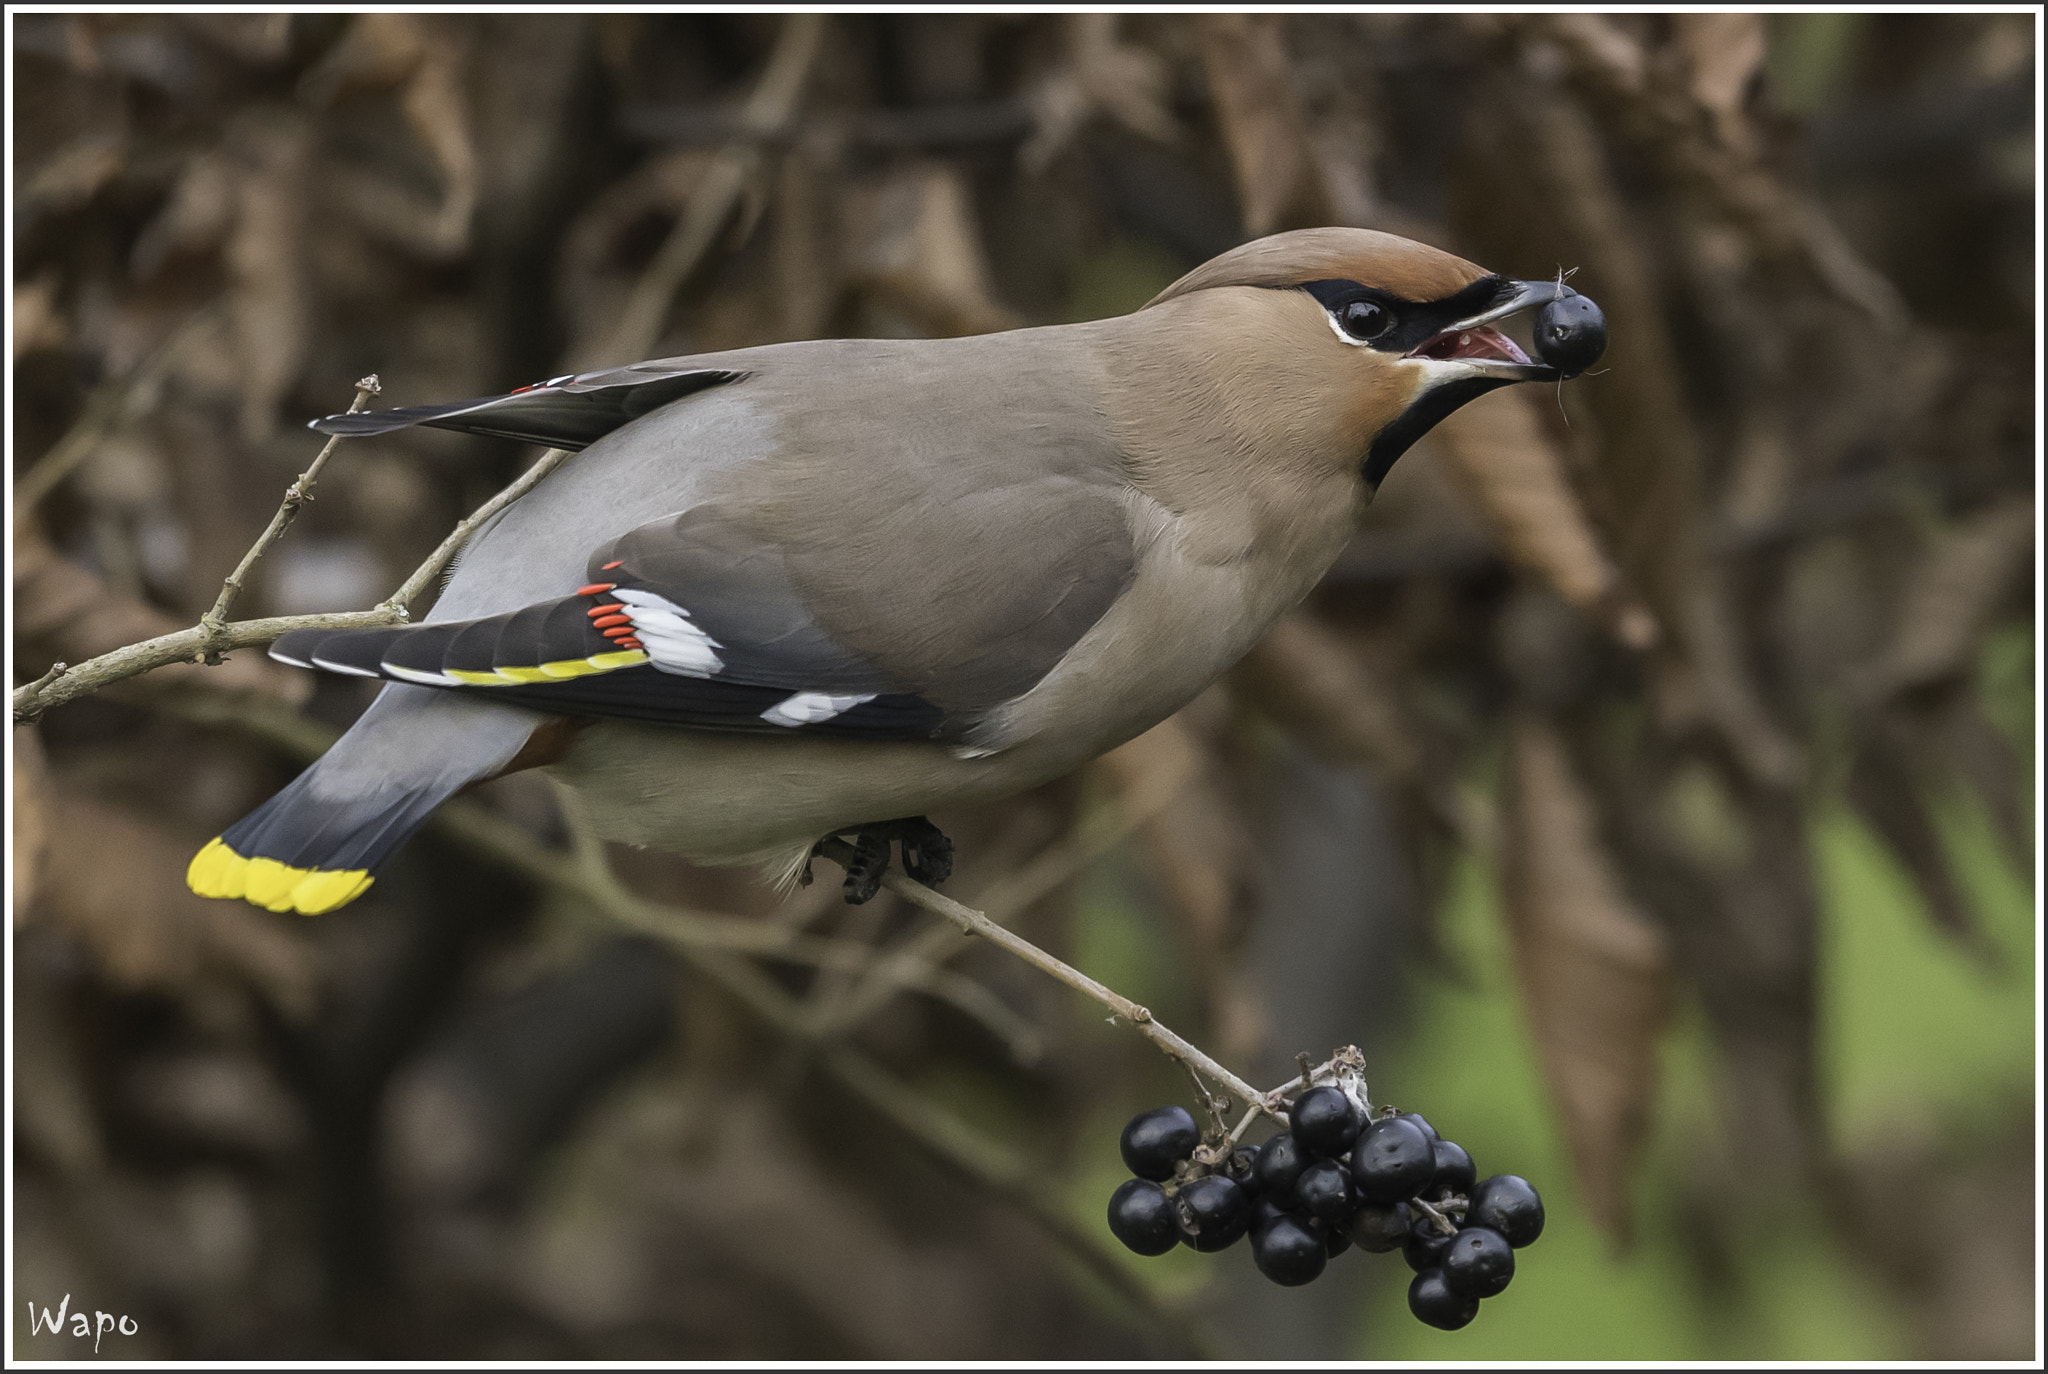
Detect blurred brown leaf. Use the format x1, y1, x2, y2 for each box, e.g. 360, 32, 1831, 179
220, 112, 315, 440
769, 144, 840, 341
1434, 390, 1658, 650
557, 149, 710, 364
35, 785, 322, 1020
13, 272, 70, 361
1532, 13, 1908, 328
1859, 495, 2034, 700
302, 14, 480, 261
18, 127, 127, 225
1672, 13, 1766, 149
14, 945, 108, 1176
1097, 699, 1264, 1065
1021, 15, 1176, 173
1926, 691, 2033, 878
178, 13, 293, 66
510, 1087, 994, 1357
843, 163, 1019, 337
1464, 67, 1802, 788
1233, 611, 1421, 781
13, 725, 51, 917
1845, 726, 1985, 955
1197, 14, 1331, 237
1503, 714, 1674, 1242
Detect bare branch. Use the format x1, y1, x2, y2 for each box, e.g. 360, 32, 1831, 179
202, 376, 382, 632
816, 837, 1283, 1122
13, 436, 578, 725
18, 661, 69, 699
805, 746, 1192, 1043
378, 444, 577, 612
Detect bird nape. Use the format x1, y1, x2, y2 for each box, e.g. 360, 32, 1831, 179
187, 227, 1605, 916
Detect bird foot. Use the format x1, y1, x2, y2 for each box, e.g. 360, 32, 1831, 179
897, 817, 954, 888
830, 816, 954, 904
841, 831, 890, 905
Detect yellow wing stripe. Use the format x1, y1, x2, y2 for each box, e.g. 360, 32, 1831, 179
186, 837, 374, 915
443, 650, 649, 686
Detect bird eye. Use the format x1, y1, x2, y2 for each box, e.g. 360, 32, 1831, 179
1338, 299, 1394, 342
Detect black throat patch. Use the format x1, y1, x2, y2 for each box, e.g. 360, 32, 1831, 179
1362, 375, 1514, 490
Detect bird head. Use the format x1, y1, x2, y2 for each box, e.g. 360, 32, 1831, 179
1140, 227, 1605, 493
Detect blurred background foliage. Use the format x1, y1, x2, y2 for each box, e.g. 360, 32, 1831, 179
10, 11, 2036, 1360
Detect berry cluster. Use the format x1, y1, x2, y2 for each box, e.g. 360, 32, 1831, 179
1106, 1086, 1544, 1330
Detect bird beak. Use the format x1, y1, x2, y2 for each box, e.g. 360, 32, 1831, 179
1407, 279, 1576, 382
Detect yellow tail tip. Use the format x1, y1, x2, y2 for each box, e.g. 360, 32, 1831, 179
186, 837, 373, 914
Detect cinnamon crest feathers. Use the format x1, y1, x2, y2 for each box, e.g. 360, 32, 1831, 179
188, 228, 1602, 915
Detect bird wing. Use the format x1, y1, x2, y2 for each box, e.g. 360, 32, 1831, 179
309, 362, 745, 451
290, 332, 1140, 739
270, 460, 1136, 741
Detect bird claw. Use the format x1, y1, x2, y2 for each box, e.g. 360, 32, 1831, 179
842, 832, 890, 905
898, 817, 953, 887
835, 816, 954, 904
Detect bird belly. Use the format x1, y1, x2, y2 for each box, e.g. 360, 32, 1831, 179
544, 724, 1083, 868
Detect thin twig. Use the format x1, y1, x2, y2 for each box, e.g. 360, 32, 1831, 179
816, 838, 1283, 1124
807, 749, 1194, 1043
1225, 1100, 1265, 1145
19, 661, 69, 698
378, 445, 576, 612
12, 438, 577, 724
1412, 1195, 1462, 1237
498, 786, 1051, 1066
202, 377, 381, 632
603, 12, 825, 363
1181, 1057, 1230, 1137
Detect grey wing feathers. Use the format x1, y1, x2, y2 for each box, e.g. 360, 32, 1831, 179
309, 365, 743, 451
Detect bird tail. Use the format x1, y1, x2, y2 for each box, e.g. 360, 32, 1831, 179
187, 686, 540, 915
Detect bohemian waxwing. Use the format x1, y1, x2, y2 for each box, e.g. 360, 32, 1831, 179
187, 227, 1605, 914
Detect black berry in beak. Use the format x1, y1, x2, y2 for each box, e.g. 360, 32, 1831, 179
1534, 294, 1606, 377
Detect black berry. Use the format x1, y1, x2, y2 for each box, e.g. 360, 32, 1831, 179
1317, 1215, 1353, 1258
1251, 1193, 1295, 1232
1429, 1139, 1476, 1196
1408, 1268, 1479, 1331
1296, 1158, 1356, 1222
1393, 1111, 1441, 1144
1289, 1086, 1362, 1158
1254, 1131, 1308, 1196
1352, 1116, 1435, 1203
1250, 1214, 1327, 1286
1119, 1105, 1199, 1181
1176, 1175, 1250, 1252
1535, 292, 1607, 377
1469, 1174, 1545, 1248
1441, 1224, 1515, 1298
1349, 1200, 1412, 1253
1404, 1216, 1456, 1273
1107, 1179, 1180, 1256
